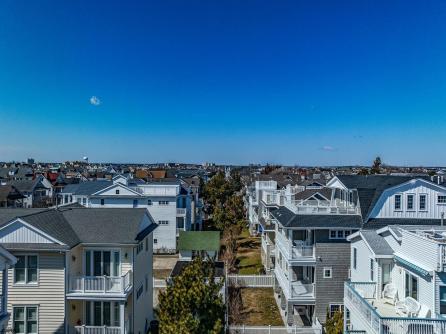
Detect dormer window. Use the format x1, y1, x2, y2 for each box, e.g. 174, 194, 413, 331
116, 189, 120, 195
394, 194, 402, 210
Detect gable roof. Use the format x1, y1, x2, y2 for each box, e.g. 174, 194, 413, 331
294, 188, 332, 201
359, 230, 394, 257
0, 207, 156, 248
270, 206, 362, 229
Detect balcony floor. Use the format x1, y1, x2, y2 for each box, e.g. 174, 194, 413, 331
369, 299, 399, 317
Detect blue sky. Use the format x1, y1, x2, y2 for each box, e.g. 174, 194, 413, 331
1, 0, 446, 166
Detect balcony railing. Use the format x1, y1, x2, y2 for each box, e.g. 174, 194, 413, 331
176, 208, 186, 216
287, 200, 360, 215
72, 326, 121, 334
344, 282, 446, 334
68, 271, 132, 295
275, 268, 315, 301
276, 232, 315, 262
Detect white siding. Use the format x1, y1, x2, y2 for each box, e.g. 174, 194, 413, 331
350, 238, 375, 282
0, 221, 55, 244
369, 180, 446, 219
7, 252, 65, 334
399, 230, 439, 271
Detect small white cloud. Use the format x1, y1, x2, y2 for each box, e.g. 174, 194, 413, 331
321, 145, 336, 151
90, 96, 101, 106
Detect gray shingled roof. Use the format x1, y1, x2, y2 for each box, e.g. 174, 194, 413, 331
61, 208, 155, 244
61, 181, 112, 195
360, 230, 393, 256
270, 206, 362, 228
0, 207, 156, 248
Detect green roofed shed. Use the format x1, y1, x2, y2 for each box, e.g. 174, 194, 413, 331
178, 231, 220, 252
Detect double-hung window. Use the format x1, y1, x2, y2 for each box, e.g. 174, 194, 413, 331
419, 194, 427, 211
13, 306, 38, 334
407, 194, 415, 210
15, 255, 38, 284
438, 195, 446, 205
394, 194, 402, 210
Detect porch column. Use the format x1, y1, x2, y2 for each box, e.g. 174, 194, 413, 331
119, 302, 125, 334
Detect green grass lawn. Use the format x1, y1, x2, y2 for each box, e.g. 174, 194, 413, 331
236, 228, 263, 275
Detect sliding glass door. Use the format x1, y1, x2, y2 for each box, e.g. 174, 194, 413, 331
85, 250, 121, 277
85, 301, 120, 327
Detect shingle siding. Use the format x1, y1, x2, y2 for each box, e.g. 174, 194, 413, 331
315, 239, 351, 323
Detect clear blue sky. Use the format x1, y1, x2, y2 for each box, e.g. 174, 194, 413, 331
1, 0, 446, 166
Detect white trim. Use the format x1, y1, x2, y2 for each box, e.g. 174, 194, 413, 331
91, 183, 143, 197
323, 267, 332, 278
13, 253, 39, 286
12, 304, 39, 334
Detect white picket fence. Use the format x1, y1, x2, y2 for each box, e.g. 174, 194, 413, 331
227, 325, 322, 334
226, 274, 274, 288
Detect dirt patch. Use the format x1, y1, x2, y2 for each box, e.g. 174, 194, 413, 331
229, 288, 283, 326
153, 254, 178, 270
153, 269, 172, 279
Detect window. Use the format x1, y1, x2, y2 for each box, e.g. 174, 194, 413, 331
407, 194, 415, 210
329, 304, 344, 318
82, 198, 87, 206
15, 255, 38, 284
394, 194, 402, 210
133, 199, 138, 208
154, 239, 158, 244
158, 220, 169, 225
159, 200, 169, 205
370, 259, 374, 281
329, 230, 351, 239
440, 286, 446, 314
323, 267, 332, 278
147, 199, 152, 206
100, 199, 105, 206
115, 189, 120, 195
353, 248, 357, 270
405, 272, 418, 300
13, 306, 38, 334
419, 194, 427, 211
136, 284, 144, 299
136, 242, 143, 254
438, 195, 446, 204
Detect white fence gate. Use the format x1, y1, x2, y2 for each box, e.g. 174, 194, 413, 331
226, 274, 274, 287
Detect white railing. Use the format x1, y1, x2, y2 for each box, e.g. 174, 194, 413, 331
227, 274, 274, 287
287, 201, 360, 215
176, 208, 186, 215
344, 282, 446, 334
69, 271, 132, 294
290, 282, 315, 299
72, 325, 121, 334
228, 325, 322, 333
276, 233, 315, 261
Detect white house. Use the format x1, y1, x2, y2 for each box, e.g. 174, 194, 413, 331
0, 245, 17, 333
0, 207, 157, 334
59, 175, 200, 253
